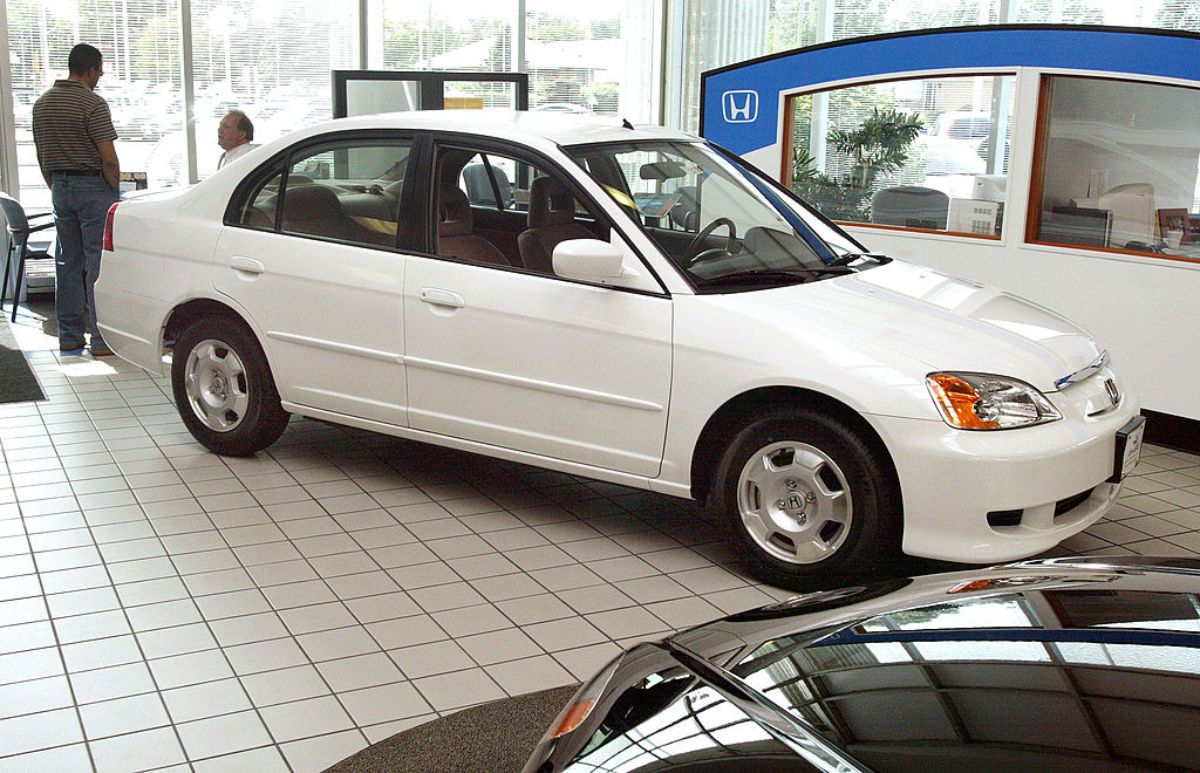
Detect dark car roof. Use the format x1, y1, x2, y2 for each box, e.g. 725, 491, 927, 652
533, 560, 1200, 773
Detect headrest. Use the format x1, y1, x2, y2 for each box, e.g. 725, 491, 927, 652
283, 184, 341, 221
438, 187, 473, 238
528, 176, 576, 228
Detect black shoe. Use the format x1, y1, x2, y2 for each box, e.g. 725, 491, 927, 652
90, 342, 115, 357
59, 341, 85, 353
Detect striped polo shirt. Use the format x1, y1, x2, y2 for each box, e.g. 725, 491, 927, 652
31, 79, 118, 173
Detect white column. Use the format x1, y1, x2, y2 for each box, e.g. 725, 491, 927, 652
661, 0, 686, 129
181, 0, 199, 184
515, 0, 526, 72
0, 0, 20, 199
808, 0, 835, 174
366, 0, 384, 68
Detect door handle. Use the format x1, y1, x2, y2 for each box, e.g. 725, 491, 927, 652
230, 256, 265, 275
420, 288, 465, 309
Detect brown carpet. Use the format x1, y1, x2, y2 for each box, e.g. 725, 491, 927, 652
325, 684, 580, 773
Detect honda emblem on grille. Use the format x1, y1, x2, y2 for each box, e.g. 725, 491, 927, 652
1104, 378, 1120, 406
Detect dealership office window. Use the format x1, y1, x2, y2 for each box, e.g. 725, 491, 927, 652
1029, 76, 1200, 262
787, 74, 1015, 237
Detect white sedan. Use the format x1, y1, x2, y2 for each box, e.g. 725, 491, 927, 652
95, 111, 1143, 585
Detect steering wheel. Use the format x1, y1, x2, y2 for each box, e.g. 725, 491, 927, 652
685, 217, 737, 264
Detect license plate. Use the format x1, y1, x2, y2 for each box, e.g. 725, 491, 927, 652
1109, 416, 1146, 483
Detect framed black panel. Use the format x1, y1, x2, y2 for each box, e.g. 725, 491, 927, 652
333, 70, 529, 118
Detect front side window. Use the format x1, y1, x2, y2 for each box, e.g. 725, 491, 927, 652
569, 140, 869, 291
786, 74, 1016, 238
274, 138, 412, 249
433, 146, 605, 275
1030, 75, 1200, 262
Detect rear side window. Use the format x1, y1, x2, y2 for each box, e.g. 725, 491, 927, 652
232, 137, 413, 252
279, 141, 412, 249
237, 166, 282, 230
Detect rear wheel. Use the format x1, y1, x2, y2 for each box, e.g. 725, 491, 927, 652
710, 408, 901, 588
171, 316, 289, 456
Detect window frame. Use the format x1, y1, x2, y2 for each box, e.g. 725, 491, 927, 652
224, 130, 419, 254
417, 131, 671, 297
1025, 73, 1200, 266
780, 71, 1018, 242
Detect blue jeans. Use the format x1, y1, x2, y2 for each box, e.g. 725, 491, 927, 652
51, 174, 118, 348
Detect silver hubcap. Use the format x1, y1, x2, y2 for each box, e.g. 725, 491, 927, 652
184, 339, 250, 433
736, 441, 853, 565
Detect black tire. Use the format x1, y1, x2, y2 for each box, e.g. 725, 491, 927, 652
171, 316, 289, 456
709, 407, 902, 589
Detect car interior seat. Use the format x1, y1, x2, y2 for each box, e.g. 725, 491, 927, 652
437, 187, 510, 266
462, 164, 515, 209
517, 176, 595, 275
281, 184, 360, 242
669, 185, 699, 231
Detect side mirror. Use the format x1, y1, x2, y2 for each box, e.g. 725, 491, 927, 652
552, 239, 624, 283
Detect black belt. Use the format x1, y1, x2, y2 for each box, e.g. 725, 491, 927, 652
53, 169, 103, 177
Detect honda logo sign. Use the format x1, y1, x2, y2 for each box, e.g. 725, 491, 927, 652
722, 90, 759, 123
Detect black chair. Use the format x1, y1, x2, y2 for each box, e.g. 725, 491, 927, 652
1, 193, 55, 322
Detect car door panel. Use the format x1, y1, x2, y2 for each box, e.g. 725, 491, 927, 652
214, 228, 408, 426
403, 256, 672, 477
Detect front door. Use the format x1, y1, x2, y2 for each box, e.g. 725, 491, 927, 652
403, 141, 672, 476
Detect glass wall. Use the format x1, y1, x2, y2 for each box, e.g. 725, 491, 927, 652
525, 1, 661, 122
789, 75, 1015, 236
186, 0, 356, 179
1030, 75, 1200, 259
379, 1, 661, 122
6, 0, 184, 208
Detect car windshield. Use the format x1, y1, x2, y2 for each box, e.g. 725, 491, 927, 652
566, 140, 871, 290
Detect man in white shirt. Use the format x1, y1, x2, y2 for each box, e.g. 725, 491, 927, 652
217, 110, 257, 168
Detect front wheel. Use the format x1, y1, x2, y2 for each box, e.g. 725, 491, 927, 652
171, 316, 289, 456
710, 408, 901, 588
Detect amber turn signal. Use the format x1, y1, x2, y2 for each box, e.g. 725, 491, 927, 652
927, 373, 999, 430
548, 699, 597, 739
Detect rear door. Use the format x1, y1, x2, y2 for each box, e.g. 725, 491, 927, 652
215, 133, 414, 425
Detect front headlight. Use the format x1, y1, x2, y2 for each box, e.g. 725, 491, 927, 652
927, 372, 1062, 430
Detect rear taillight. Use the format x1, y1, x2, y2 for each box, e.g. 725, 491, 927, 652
102, 202, 119, 251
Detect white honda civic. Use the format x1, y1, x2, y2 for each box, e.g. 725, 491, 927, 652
94, 111, 1144, 585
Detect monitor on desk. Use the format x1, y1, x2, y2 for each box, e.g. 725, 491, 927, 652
1043, 206, 1112, 248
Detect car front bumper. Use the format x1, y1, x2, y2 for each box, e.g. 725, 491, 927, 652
872, 377, 1141, 563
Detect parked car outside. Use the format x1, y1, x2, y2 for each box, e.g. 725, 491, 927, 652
94, 111, 1143, 585
525, 558, 1200, 772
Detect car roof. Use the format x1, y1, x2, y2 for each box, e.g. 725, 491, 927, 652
302, 109, 696, 149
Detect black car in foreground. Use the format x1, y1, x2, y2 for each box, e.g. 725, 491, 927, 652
525, 558, 1200, 773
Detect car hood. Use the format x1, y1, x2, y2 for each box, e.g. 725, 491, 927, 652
527, 559, 1200, 773
741, 260, 1101, 394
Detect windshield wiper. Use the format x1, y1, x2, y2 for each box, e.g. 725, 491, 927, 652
695, 267, 856, 287
828, 251, 891, 267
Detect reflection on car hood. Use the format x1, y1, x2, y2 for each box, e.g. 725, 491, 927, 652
751, 260, 1100, 393
528, 559, 1200, 773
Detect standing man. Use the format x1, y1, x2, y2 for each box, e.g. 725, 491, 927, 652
217, 110, 257, 169
32, 43, 120, 356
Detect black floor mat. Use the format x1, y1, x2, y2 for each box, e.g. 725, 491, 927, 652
0, 315, 45, 404
325, 684, 579, 773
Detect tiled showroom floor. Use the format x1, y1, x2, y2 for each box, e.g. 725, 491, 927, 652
4, 312, 1200, 772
